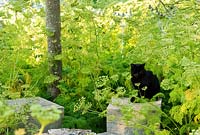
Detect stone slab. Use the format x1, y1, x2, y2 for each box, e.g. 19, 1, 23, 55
107, 98, 162, 135
97, 132, 117, 135
43, 128, 96, 135
6, 97, 64, 133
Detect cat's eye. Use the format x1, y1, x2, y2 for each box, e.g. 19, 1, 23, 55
135, 83, 140, 87
142, 86, 147, 91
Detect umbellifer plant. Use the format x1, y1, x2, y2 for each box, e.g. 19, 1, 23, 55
30, 104, 62, 135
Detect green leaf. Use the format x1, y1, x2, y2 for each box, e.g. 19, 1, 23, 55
44, 75, 59, 84
54, 54, 62, 60
46, 28, 55, 36
110, 74, 119, 82
30, 104, 61, 127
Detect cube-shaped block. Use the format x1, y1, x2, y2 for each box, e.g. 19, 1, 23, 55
6, 97, 64, 133
107, 98, 162, 135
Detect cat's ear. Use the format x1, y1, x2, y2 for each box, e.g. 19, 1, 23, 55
131, 64, 136, 68
131, 64, 134, 67
142, 63, 145, 67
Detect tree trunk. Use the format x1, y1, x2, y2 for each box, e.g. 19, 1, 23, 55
46, 0, 62, 100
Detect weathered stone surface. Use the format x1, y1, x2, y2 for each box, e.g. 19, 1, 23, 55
97, 132, 107, 135
107, 98, 162, 135
6, 97, 64, 133
97, 132, 117, 135
43, 128, 96, 135
43, 130, 113, 135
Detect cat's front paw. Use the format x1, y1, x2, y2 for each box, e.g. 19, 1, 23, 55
130, 97, 141, 103
130, 97, 136, 102
130, 97, 149, 103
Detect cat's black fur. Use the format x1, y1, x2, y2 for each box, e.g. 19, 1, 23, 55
130, 63, 160, 102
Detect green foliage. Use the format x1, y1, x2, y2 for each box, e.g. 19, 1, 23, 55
30, 104, 62, 135
0, 101, 38, 134
189, 127, 200, 135
74, 97, 92, 114
0, 101, 15, 128
0, 100, 61, 135
30, 104, 61, 126
0, 0, 47, 99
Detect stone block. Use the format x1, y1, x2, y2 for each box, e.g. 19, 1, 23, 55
107, 98, 162, 135
97, 132, 116, 135
6, 97, 64, 133
47, 128, 96, 135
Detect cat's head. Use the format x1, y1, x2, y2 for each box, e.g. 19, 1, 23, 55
131, 63, 145, 78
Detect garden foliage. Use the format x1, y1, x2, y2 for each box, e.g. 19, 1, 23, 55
0, 0, 200, 134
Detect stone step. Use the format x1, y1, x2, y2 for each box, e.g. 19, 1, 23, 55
6, 97, 64, 133
43, 130, 114, 135
44, 129, 96, 135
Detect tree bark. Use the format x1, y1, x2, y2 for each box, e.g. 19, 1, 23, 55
46, 0, 62, 100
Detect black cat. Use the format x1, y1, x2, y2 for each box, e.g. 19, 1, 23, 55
130, 63, 160, 102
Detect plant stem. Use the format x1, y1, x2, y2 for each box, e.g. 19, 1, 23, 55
6, 128, 9, 135
38, 125, 45, 135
